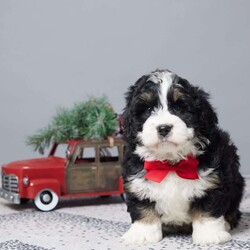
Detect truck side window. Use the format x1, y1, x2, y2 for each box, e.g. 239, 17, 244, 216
75, 147, 95, 164
53, 143, 70, 159
99, 146, 119, 162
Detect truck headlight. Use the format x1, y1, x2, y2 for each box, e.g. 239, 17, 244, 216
23, 176, 29, 186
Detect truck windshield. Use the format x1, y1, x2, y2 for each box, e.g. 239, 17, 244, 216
53, 143, 70, 159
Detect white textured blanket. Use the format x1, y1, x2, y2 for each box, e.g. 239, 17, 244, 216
0, 179, 249, 250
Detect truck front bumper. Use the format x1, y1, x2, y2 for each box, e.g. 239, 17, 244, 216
0, 188, 20, 204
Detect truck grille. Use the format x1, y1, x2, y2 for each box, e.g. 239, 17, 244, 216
2, 174, 19, 193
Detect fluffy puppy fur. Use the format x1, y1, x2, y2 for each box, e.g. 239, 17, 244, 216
121, 69, 245, 245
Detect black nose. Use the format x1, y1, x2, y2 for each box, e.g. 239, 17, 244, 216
157, 124, 173, 137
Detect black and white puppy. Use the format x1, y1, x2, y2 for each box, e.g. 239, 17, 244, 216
121, 69, 245, 245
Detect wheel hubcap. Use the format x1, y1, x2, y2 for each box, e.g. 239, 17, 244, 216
40, 191, 52, 204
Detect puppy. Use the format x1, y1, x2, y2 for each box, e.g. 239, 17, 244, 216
121, 69, 245, 245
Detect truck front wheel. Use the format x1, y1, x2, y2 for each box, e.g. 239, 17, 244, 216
34, 189, 59, 212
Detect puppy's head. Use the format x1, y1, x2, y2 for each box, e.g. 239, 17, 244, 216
123, 69, 218, 162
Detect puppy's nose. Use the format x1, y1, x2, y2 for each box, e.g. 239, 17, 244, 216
157, 124, 173, 137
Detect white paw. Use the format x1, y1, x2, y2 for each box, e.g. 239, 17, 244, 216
122, 221, 162, 245
192, 215, 232, 245
193, 230, 231, 245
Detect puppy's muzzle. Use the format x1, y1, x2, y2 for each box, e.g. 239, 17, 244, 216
157, 124, 173, 137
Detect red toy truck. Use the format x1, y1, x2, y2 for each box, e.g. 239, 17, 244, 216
0, 138, 125, 211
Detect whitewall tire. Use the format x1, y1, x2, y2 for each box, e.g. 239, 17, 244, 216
34, 189, 59, 212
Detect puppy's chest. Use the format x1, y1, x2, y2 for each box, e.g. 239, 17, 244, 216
153, 175, 195, 224
130, 173, 210, 225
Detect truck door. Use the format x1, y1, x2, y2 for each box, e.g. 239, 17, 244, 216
97, 144, 122, 192
66, 145, 98, 193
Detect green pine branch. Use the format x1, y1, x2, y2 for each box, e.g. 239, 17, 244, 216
26, 96, 118, 154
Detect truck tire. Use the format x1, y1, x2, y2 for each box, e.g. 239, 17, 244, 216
20, 198, 29, 204
120, 193, 127, 202
34, 189, 59, 212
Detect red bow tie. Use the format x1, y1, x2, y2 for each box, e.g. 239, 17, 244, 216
144, 155, 199, 183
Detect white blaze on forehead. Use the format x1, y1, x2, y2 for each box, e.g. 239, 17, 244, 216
147, 71, 174, 110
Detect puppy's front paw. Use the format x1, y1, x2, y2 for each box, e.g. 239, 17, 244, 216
122, 221, 162, 245
192, 215, 232, 245
193, 230, 231, 245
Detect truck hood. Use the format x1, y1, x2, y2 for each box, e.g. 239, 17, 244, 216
2, 157, 65, 172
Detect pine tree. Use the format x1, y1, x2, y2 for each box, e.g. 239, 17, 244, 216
26, 96, 118, 154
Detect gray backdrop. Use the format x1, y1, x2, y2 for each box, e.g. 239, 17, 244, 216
0, 0, 249, 175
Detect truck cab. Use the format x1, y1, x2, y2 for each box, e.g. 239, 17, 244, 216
0, 138, 125, 211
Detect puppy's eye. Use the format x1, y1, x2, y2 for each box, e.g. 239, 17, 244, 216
135, 103, 153, 116
171, 99, 186, 112
173, 103, 194, 114
173, 104, 181, 111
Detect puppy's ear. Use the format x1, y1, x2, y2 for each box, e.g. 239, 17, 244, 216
194, 87, 218, 137
122, 75, 148, 144
122, 85, 136, 142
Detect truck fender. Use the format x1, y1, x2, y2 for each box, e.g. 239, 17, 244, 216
26, 179, 61, 199
118, 176, 124, 193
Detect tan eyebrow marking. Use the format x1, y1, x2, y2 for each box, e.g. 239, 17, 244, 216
173, 88, 184, 102
139, 92, 152, 102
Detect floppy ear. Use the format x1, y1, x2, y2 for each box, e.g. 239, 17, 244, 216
122, 75, 148, 144
194, 87, 218, 138
122, 85, 137, 143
